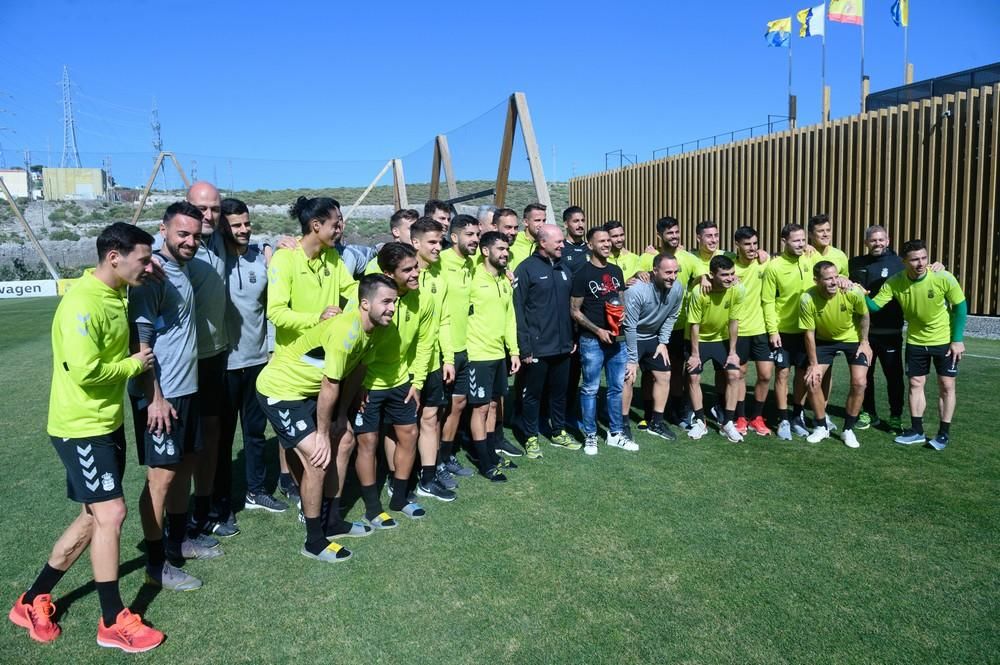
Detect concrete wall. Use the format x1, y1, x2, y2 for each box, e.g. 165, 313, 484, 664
42, 168, 106, 201
0, 170, 30, 199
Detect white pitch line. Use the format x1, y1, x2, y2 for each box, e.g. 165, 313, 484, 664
965, 353, 1000, 360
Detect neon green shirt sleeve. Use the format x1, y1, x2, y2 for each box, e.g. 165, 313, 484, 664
410, 297, 436, 390
267, 249, 322, 334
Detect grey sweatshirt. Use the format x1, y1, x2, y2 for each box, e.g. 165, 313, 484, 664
623, 279, 684, 363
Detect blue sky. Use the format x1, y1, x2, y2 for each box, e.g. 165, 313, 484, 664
2, 1, 998, 189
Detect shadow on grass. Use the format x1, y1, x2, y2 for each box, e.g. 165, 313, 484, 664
52, 554, 147, 621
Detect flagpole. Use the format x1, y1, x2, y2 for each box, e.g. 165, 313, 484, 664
860, 0, 866, 112
822, 30, 827, 113
788, 29, 794, 119
903, 23, 909, 83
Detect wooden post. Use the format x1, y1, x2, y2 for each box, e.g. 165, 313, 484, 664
430, 139, 441, 200
392, 159, 408, 211
862, 76, 871, 113
495, 96, 517, 207
130, 151, 190, 225
344, 159, 393, 222
438, 135, 458, 200
0, 177, 61, 280
823, 86, 831, 124
512, 92, 555, 224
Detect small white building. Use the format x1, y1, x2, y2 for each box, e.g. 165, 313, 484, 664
0, 169, 30, 200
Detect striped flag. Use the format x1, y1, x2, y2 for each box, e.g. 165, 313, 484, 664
765, 17, 792, 47
828, 0, 863, 25
797, 4, 826, 37
890, 0, 909, 27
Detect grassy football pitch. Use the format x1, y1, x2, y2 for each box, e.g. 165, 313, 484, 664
0, 298, 997, 664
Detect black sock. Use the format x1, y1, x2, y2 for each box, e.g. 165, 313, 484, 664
792, 404, 804, 419
473, 439, 491, 472
24, 563, 66, 603
642, 399, 653, 421
750, 397, 764, 419
323, 496, 340, 531
279, 472, 293, 490
724, 409, 735, 425
779, 408, 789, 422
166, 512, 187, 545
389, 477, 409, 511
651, 412, 664, 426
145, 539, 166, 567
911, 416, 924, 434
193, 495, 210, 525
304, 516, 327, 554
440, 440, 454, 460
622, 423, 632, 437
844, 414, 858, 431
694, 408, 705, 421
95, 580, 125, 626
420, 465, 435, 485
735, 400, 745, 419
360, 484, 382, 520
486, 431, 501, 464
938, 421, 950, 437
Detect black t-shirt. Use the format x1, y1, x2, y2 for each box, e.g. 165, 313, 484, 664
560, 240, 590, 275
571, 261, 624, 337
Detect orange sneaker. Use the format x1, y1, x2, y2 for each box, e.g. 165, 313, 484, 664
734, 417, 749, 436
747, 416, 772, 436
8, 592, 61, 643
97, 608, 164, 653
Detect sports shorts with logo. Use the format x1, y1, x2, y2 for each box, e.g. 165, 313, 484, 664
467, 359, 508, 406
637, 338, 671, 372
773, 332, 807, 369
687, 341, 742, 375
130, 393, 202, 467
353, 382, 419, 434
815, 340, 869, 366
447, 350, 470, 397
257, 394, 317, 449
197, 351, 227, 418
737, 333, 773, 363
906, 343, 959, 378
422, 368, 449, 408
51, 426, 126, 503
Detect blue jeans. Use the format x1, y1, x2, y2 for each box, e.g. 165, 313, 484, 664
579, 335, 627, 436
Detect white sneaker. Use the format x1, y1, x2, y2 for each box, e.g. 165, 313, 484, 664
583, 434, 598, 456
842, 429, 860, 449
709, 405, 723, 423
806, 425, 830, 444
825, 416, 838, 432
721, 421, 744, 443
607, 432, 639, 452
776, 420, 792, 441
687, 419, 708, 440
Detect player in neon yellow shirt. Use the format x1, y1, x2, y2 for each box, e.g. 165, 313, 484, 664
804, 213, 849, 276
438, 215, 480, 479
761, 223, 814, 440
267, 197, 358, 353
467, 231, 521, 481
730, 226, 775, 438
10, 223, 165, 651
256, 274, 396, 561
605, 220, 643, 282
869, 239, 967, 450
799, 261, 872, 448
508, 203, 546, 273
409, 218, 459, 502
354, 243, 436, 525
685, 254, 747, 443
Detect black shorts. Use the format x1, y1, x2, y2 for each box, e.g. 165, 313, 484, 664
448, 350, 470, 398
637, 338, 671, 372
773, 332, 807, 369
258, 393, 317, 449
667, 328, 688, 360
816, 340, 869, 367
131, 394, 202, 467
354, 383, 419, 434
906, 343, 959, 378
687, 341, 741, 375
51, 426, 126, 503
197, 352, 227, 418
422, 368, 448, 408
467, 359, 508, 405
738, 333, 773, 363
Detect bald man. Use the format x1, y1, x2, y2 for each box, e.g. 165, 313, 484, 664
512, 224, 577, 458
182, 182, 236, 540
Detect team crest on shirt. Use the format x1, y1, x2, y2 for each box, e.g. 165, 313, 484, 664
841, 304, 848, 312
324, 267, 330, 276
249, 271, 257, 284
101, 472, 115, 491
927, 289, 935, 299
881, 267, 888, 278
431, 284, 437, 294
